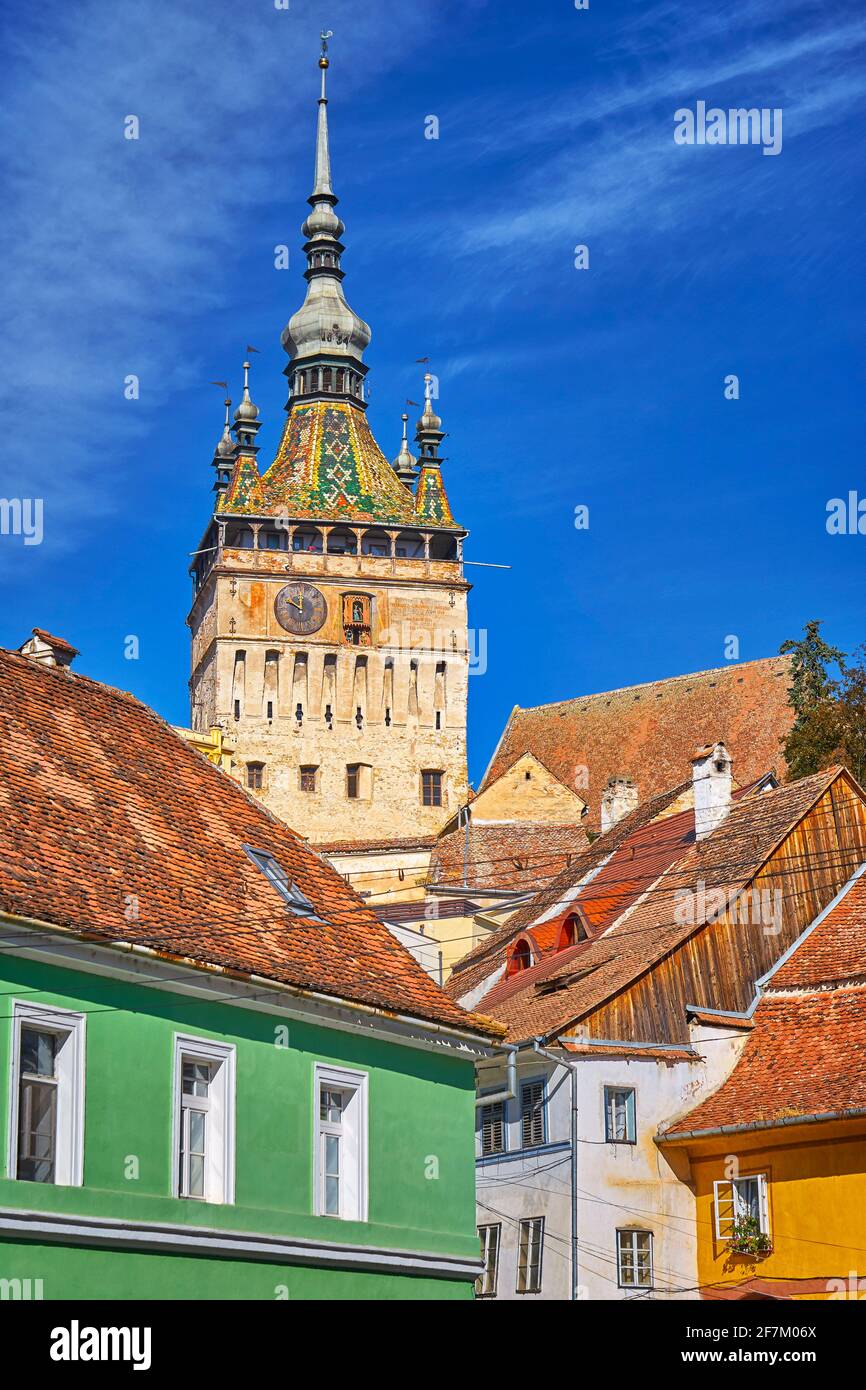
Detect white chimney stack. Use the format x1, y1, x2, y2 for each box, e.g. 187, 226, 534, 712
692, 742, 733, 840
601, 776, 639, 834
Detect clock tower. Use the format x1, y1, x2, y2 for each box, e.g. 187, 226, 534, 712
187, 38, 470, 843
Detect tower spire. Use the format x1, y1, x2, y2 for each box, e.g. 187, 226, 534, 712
281, 35, 372, 410
415, 373, 445, 464
313, 30, 334, 198
212, 396, 235, 496
233, 359, 261, 453
392, 412, 418, 486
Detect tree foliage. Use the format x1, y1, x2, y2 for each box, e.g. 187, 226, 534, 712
779, 624, 866, 785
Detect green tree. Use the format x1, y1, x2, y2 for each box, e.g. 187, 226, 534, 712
779, 622, 844, 780
837, 644, 866, 787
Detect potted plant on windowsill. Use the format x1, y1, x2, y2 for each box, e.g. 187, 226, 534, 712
727, 1216, 772, 1258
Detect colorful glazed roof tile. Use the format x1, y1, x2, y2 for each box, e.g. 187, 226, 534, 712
218, 451, 265, 514
482, 657, 794, 831
415, 464, 455, 526
0, 645, 500, 1039
219, 399, 460, 529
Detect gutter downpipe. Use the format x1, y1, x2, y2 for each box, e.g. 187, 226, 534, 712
474, 1043, 518, 1108
533, 1038, 579, 1303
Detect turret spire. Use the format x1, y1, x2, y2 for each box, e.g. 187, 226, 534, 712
313, 31, 334, 198
415, 373, 445, 464
212, 397, 235, 495
233, 359, 261, 453
392, 412, 418, 487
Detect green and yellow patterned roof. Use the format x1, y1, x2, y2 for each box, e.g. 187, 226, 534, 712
217, 400, 459, 528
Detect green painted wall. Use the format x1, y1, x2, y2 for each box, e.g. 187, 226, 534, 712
0, 954, 479, 1300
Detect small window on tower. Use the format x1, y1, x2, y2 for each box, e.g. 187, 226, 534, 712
299, 766, 318, 794
246, 762, 265, 792
421, 770, 444, 807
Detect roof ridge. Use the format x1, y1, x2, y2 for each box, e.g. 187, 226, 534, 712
516, 655, 791, 715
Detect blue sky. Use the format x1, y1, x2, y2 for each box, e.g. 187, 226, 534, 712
2, 0, 865, 784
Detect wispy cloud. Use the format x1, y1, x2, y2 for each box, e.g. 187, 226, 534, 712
0, 0, 443, 570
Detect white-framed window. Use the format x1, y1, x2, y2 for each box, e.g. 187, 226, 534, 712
7, 1002, 86, 1187
520, 1079, 546, 1148
604, 1086, 636, 1144
714, 1174, 770, 1240
172, 1035, 235, 1205
617, 1228, 653, 1289
516, 1216, 544, 1293
480, 1099, 506, 1156
314, 1064, 368, 1222
476, 1223, 501, 1298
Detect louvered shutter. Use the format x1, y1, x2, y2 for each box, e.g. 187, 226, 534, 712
521, 1082, 545, 1147
481, 1101, 504, 1155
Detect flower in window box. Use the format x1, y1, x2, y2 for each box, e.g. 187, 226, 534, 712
727, 1215, 772, 1258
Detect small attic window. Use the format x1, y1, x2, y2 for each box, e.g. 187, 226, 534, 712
243, 846, 320, 919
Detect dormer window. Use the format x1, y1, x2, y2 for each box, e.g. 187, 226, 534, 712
243, 847, 321, 920
506, 937, 534, 977
558, 913, 589, 950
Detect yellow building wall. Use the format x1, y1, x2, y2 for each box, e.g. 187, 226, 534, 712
471, 752, 585, 824
688, 1124, 866, 1298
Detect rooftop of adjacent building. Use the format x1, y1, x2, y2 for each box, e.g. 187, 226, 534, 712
0, 629, 501, 1041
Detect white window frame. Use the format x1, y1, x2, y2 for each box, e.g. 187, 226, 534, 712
171, 1034, 236, 1205
520, 1078, 546, 1149
617, 1228, 654, 1289
516, 1216, 544, 1294
7, 1002, 86, 1187
714, 1174, 770, 1241
313, 1064, 368, 1223
604, 1085, 636, 1144
476, 1223, 501, 1298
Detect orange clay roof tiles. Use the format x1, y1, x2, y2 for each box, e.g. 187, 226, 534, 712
451, 768, 852, 1043
662, 870, 866, 1136
482, 657, 794, 831
0, 647, 501, 1039
428, 821, 590, 894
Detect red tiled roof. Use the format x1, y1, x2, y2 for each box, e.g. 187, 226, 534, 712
482, 657, 794, 831
457, 768, 856, 1043
663, 869, 866, 1137
319, 835, 437, 855
428, 821, 589, 894
0, 648, 501, 1039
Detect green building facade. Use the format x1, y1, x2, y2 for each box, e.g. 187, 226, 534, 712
0, 935, 491, 1300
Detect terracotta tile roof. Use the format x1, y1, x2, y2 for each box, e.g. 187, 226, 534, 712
686, 1008, 755, 1031
662, 868, 866, 1137
319, 835, 437, 855
429, 821, 590, 894
445, 779, 691, 1003
456, 768, 851, 1042
770, 866, 866, 990
662, 988, 866, 1136
482, 657, 794, 830
0, 648, 500, 1039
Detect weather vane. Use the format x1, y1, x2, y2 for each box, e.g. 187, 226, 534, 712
320, 29, 333, 60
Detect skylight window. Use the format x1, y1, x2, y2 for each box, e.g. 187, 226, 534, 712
243, 847, 321, 920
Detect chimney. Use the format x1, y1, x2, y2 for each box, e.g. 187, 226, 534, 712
601, 776, 639, 834
692, 741, 732, 839
17, 628, 79, 669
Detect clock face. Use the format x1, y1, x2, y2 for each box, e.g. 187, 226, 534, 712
274, 582, 328, 636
